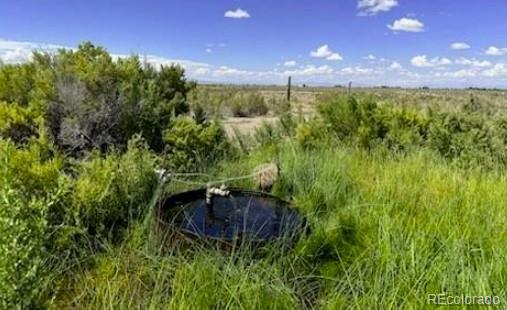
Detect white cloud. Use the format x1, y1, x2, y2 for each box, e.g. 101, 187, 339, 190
411, 55, 432, 67
283, 65, 334, 77
129, 55, 213, 80
485, 46, 507, 56
0, 39, 215, 82
441, 69, 477, 78
327, 53, 343, 61
0, 48, 32, 64
364, 54, 377, 60
357, 0, 398, 16
450, 42, 471, 50
224, 8, 250, 19
213, 66, 254, 77
340, 66, 374, 75
310, 44, 343, 61
411, 55, 451, 67
283, 60, 297, 67
435, 57, 452, 66
207, 43, 226, 50
0, 38, 66, 64
389, 61, 402, 70
455, 57, 492, 68
140, 55, 210, 70
388, 18, 424, 32
310, 44, 332, 58
194, 67, 210, 76
483, 63, 507, 77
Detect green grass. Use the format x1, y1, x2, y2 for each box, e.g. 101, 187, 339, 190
3, 42, 507, 309
55, 143, 507, 309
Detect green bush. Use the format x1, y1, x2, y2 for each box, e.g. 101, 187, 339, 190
0, 138, 64, 198
0, 63, 36, 106
0, 139, 69, 308
230, 92, 269, 117
380, 106, 429, 151
188, 87, 230, 119
163, 116, 232, 172
0, 101, 37, 143
317, 94, 507, 169
318, 95, 389, 148
0, 188, 53, 308
425, 111, 503, 168
0, 136, 158, 308
1, 42, 195, 154
295, 120, 328, 150
70, 137, 157, 245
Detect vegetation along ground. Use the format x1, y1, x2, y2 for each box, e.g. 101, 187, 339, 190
1, 43, 507, 309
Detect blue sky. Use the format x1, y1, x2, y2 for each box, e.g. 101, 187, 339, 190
1, 0, 507, 87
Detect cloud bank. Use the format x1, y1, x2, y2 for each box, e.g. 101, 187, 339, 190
2, 39, 507, 88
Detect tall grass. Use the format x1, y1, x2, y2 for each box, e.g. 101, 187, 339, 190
4, 86, 507, 308
56, 143, 507, 309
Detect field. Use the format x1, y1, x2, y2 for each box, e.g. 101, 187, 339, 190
1, 44, 507, 309
206, 85, 507, 135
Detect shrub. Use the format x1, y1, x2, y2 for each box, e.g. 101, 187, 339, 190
316, 94, 507, 169
318, 95, 362, 140
268, 97, 291, 115
0, 188, 53, 308
0, 139, 69, 308
0, 101, 37, 143
253, 121, 280, 147
0, 42, 194, 154
230, 92, 269, 117
188, 87, 228, 119
318, 95, 391, 149
0, 135, 159, 307
70, 137, 157, 245
0, 63, 36, 106
380, 107, 429, 151
295, 120, 328, 150
278, 112, 298, 137
425, 111, 503, 168
162, 117, 232, 172
0, 138, 64, 197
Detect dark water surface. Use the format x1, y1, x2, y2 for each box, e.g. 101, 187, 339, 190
159, 189, 306, 243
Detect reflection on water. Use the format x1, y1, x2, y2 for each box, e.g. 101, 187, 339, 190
160, 189, 306, 243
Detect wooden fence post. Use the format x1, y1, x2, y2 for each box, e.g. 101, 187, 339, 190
287, 76, 292, 102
